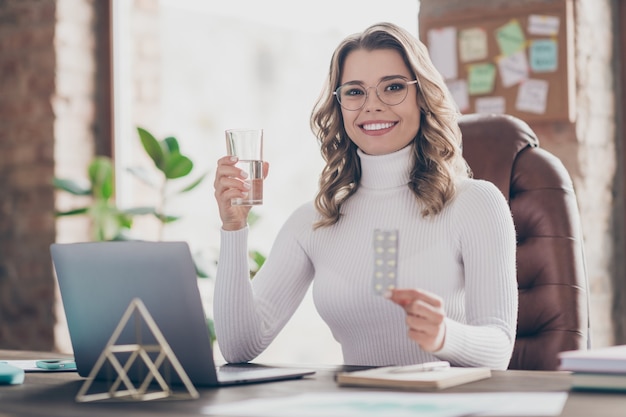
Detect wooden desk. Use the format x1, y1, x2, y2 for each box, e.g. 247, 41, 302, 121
1, 350, 626, 417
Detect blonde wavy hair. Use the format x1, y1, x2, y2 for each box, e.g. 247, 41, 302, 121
310, 22, 470, 228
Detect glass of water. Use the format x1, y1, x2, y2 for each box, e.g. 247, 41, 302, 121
225, 128, 264, 206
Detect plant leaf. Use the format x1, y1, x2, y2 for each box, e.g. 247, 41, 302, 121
55, 207, 89, 216
249, 250, 266, 270
176, 172, 208, 194
162, 136, 180, 154
161, 214, 181, 223
247, 211, 260, 227
137, 127, 164, 170
206, 318, 216, 345
117, 212, 133, 229
163, 153, 193, 179
153, 211, 181, 223
192, 254, 209, 278
52, 178, 91, 195
111, 230, 135, 241
89, 201, 127, 241
88, 157, 114, 200
121, 206, 157, 216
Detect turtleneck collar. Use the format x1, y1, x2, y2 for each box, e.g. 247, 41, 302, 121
357, 145, 413, 190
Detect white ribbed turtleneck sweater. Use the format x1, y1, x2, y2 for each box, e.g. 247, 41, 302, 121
214, 145, 518, 369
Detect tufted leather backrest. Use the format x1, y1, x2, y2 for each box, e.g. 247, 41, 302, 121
459, 113, 589, 370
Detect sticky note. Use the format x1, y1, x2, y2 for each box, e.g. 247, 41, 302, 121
475, 96, 506, 114
528, 15, 560, 36
529, 39, 558, 72
468, 63, 496, 95
446, 79, 469, 112
516, 79, 549, 114
498, 50, 529, 87
496, 19, 526, 56
427, 27, 458, 80
459, 27, 488, 63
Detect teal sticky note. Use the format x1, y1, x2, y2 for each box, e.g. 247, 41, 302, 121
468, 63, 497, 95
496, 20, 526, 56
529, 39, 558, 72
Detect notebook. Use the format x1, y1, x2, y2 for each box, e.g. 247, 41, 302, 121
558, 345, 626, 373
50, 241, 315, 387
336, 365, 491, 390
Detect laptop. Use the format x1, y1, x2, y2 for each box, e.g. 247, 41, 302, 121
50, 241, 315, 387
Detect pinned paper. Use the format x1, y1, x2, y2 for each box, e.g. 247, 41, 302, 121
495, 19, 526, 56
528, 15, 560, 36
497, 50, 529, 87
427, 27, 458, 80
529, 39, 558, 72
446, 79, 469, 112
459, 28, 488, 63
467, 63, 496, 95
475, 96, 506, 114
516, 79, 549, 114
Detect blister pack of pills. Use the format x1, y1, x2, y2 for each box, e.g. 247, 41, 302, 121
372, 229, 398, 295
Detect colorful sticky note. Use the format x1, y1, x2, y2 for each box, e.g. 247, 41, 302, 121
495, 19, 526, 56
427, 27, 458, 80
529, 39, 558, 72
467, 63, 496, 95
516, 79, 549, 114
498, 50, 529, 87
475, 96, 506, 114
446, 79, 469, 112
459, 28, 488, 63
528, 15, 560, 36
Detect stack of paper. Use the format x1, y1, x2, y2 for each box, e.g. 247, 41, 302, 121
558, 345, 626, 391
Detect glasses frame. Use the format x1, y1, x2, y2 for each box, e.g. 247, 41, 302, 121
333, 78, 419, 111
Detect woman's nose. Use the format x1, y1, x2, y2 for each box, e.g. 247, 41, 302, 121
363, 87, 385, 111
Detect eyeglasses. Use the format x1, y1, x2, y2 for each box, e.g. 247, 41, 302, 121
333, 77, 418, 111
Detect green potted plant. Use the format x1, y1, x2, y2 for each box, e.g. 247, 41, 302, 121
129, 127, 208, 241
53, 156, 153, 241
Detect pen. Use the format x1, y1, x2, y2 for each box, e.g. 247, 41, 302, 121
388, 361, 450, 374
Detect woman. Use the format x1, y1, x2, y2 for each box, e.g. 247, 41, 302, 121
213, 22, 517, 369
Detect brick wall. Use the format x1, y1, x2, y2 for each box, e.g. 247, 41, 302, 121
0, 0, 58, 350
0, 0, 97, 351
420, 0, 619, 347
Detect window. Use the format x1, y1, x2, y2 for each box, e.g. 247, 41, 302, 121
112, 0, 419, 364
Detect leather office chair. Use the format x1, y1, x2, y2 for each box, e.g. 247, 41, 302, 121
459, 113, 589, 370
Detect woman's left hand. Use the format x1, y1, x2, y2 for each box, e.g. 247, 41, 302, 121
387, 288, 447, 352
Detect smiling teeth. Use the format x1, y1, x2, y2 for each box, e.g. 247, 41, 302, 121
363, 122, 394, 131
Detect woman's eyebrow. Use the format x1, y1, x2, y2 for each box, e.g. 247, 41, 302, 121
380, 74, 411, 81
340, 79, 365, 85
342, 74, 411, 85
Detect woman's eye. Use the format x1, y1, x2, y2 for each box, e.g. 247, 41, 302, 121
385, 83, 405, 92
345, 87, 365, 96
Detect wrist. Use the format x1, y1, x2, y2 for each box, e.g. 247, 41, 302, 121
222, 221, 247, 231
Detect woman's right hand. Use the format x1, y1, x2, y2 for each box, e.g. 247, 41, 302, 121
213, 156, 269, 231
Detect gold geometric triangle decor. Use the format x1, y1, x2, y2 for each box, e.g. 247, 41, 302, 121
75, 298, 199, 402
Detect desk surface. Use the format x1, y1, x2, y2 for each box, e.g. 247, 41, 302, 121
1, 350, 625, 417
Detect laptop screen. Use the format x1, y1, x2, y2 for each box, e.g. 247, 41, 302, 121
51, 241, 220, 386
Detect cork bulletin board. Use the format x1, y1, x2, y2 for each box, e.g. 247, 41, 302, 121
419, 0, 575, 122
